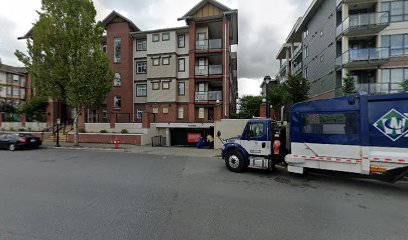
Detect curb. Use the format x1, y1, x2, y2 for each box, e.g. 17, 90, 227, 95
50, 146, 126, 152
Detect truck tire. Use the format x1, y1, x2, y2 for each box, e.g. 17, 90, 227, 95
225, 150, 246, 173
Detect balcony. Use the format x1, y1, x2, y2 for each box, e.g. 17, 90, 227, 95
336, 48, 389, 69
336, 12, 389, 38
292, 44, 302, 62
196, 39, 222, 51
279, 61, 288, 74
195, 65, 223, 76
337, 0, 377, 8
291, 62, 302, 76
195, 91, 223, 102
356, 83, 403, 95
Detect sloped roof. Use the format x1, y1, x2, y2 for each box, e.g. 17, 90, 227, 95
0, 64, 27, 75
179, 0, 233, 20
102, 10, 140, 32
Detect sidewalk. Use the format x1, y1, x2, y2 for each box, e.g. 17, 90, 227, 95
41, 142, 221, 158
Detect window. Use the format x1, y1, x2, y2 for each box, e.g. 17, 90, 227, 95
13, 88, 19, 96
162, 57, 170, 65
178, 107, 184, 119
136, 84, 147, 97
305, 46, 309, 58
102, 110, 108, 121
197, 32, 206, 49
136, 39, 147, 51
303, 29, 308, 39
136, 62, 147, 74
12, 75, 19, 82
114, 96, 121, 109
102, 44, 107, 53
304, 67, 308, 78
381, 68, 406, 93
382, 34, 408, 56
7, 87, 11, 95
198, 58, 206, 69
302, 113, 358, 135
114, 73, 121, 87
114, 38, 121, 63
178, 35, 185, 48
20, 89, 25, 99
162, 32, 170, 41
162, 107, 169, 114
178, 58, 185, 72
198, 108, 205, 119
152, 107, 159, 114
152, 34, 159, 42
152, 82, 160, 90
162, 81, 170, 90
382, 1, 408, 22
137, 109, 143, 119
153, 58, 160, 66
198, 83, 205, 92
20, 77, 26, 87
178, 82, 185, 96
246, 123, 264, 138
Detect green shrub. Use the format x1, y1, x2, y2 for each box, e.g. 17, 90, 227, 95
1, 128, 5, 131
78, 128, 86, 133
120, 129, 129, 134
27, 127, 32, 132
100, 129, 108, 133
18, 128, 26, 132
9, 127, 15, 132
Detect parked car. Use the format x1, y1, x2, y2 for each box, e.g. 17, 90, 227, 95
0, 133, 42, 151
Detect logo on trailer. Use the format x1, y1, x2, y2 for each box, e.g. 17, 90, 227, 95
373, 109, 408, 141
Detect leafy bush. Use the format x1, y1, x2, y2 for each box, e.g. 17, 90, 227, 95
78, 128, 86, 133
120, 129, 129, 134
27, 127, 32, 132
9, 127, 15, 132
100, 129, 108, 133
18, 128, 26, 132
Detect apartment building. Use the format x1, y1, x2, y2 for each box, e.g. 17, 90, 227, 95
0, 64, 29, 107
277, 0, 408, 100
94, 0, 238, 146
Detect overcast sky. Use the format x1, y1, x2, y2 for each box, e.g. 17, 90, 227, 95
0, 0, 312, 96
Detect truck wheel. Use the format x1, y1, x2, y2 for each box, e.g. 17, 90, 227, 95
225, 150, 246, 173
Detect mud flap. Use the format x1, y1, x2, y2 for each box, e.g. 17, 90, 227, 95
371, 166, 408, 183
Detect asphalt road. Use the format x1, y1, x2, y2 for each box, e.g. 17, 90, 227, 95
0, 148, 407, 240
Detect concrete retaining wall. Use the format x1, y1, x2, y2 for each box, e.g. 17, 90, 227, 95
67, 133, 142, 145
214, 119, 249, 149
85, 123, 144, 134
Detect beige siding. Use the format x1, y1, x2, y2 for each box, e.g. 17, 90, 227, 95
147, 54, 177, 79
193, 3, 223, 19
147, 79, 177, 102
177, 33, 189, 55
147, 31, 177, 54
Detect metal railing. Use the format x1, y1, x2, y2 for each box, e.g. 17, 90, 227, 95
356, 83, 404, 95
280, 61, 288, 74
292, 44, 302, 61
336, 12, 390, 37
291, 62, 302, 75
195, 91, 223, 102
196, 39, 222, 50
195, 65, 223, 76
340, 47, 390, 65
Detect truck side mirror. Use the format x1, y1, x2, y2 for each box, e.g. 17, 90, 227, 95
217, 130, 221, 137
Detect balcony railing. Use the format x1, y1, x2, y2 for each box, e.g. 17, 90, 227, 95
337, 48, 390, 69
195, 65, 223, 76
336, 12, 390, 37
279, 61, 288, 74
196, 39, 222, 50
291, 62, 302, 76
356, 83, 403, 95
195, 91, 223, 102
292, 44, 302, 62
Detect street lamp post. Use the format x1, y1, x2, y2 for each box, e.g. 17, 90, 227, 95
264, 76, 271, 118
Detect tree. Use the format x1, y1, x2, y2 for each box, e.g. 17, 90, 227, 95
285, 74, 310, 103
15, 0, 113, 146
342, 72, 356, 95
19, 96, 48, 122
238, 95, 263, 119
267, 83, 290, 112
401, 79, 408, 92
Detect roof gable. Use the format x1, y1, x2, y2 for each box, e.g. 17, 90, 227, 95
179, 0, 232, 20
102, 10, 140, 32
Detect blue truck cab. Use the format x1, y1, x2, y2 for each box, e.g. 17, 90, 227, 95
220, 119, 284, 172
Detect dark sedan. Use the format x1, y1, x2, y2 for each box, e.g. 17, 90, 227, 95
0, 133, 42, 151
